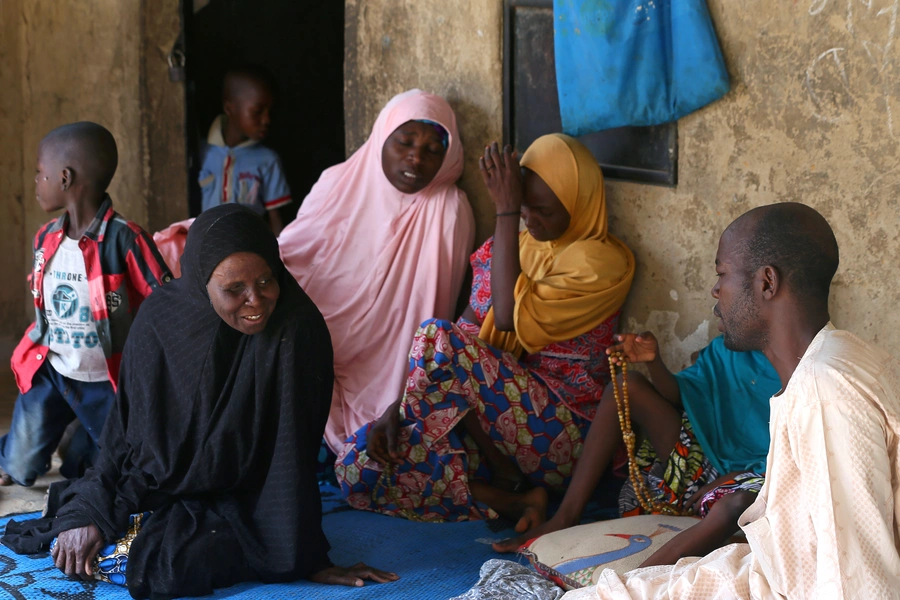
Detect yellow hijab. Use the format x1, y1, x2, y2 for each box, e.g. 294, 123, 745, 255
479, 134, 635, 356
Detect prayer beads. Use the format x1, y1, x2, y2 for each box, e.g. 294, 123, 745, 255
608, 351, 688, 516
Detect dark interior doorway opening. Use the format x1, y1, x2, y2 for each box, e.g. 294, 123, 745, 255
182, 0, 345, 222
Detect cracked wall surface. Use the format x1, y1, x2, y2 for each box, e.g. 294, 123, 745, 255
611, 0, 900, 365
347, 0, 900, 366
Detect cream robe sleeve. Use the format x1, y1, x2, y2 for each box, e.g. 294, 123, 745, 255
788, 365, 900, 599
562, 357, 900, 600
560, 543, 759, 600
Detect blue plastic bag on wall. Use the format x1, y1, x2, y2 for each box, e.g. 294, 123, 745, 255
554, 0, 729, 136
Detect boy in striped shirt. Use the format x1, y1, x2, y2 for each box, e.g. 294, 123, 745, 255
0, 122, 171, 487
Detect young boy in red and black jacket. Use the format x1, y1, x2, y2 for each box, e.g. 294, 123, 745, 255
0, 122, 171, 486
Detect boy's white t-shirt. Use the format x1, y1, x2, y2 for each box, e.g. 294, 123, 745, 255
42, 236, 109, 382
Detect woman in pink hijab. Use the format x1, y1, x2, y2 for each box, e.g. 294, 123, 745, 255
278, 89, 475, 453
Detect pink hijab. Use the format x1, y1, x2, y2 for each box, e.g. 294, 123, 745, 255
278, 89, 475, 452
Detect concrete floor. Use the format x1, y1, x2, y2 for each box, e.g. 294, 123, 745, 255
0, 340, 64, 516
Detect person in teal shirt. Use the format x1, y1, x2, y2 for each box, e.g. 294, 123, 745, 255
494, 331, 780, 567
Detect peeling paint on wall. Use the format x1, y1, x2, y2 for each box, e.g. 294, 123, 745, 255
626, 311, 711, 372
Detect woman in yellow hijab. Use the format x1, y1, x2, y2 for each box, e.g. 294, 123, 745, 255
478, 133, 634, 356
335, 134, 635, 527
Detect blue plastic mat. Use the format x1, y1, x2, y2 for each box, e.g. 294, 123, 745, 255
0, 484, 519, 599
0, 482, 620, 599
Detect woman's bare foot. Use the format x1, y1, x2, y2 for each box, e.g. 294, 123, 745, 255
0, 469, 13, 486
492, 507, 577, 553
470, 481, 550, 550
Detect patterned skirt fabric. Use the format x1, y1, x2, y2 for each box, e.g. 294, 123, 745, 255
695, 471, 765, 516
618, 414, 763, 518
49, 512, 150, 586
336, 319, 591, 522
93, 512, 150, 585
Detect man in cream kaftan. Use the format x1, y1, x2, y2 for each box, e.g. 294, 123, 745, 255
565, 325, 900, 599
565, 204, 900, 599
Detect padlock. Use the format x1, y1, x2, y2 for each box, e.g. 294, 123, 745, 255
168, 49, 186, 83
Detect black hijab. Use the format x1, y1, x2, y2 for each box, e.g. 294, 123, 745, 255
3, 205, 335, 599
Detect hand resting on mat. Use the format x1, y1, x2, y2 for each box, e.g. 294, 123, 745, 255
51, 524, 103, 581
310, 562, 400, 587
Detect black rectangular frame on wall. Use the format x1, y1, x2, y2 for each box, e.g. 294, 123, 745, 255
503, 0, 678, 187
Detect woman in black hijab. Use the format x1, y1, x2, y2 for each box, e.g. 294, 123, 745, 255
2, 205, 398, 598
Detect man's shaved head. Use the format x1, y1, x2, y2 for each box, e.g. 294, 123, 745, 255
223, 65, 277, 103
727, 202, 839, 308
40, 122, 118, 191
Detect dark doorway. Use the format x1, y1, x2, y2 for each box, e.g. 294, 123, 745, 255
183, 0, 345, 222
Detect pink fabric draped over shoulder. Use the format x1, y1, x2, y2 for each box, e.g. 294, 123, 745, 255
278, 89, 475, 452
152, 218, 195, 279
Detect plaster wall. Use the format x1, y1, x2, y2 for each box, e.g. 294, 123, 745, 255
346, 0, 900, 368
615, 0, 900, 367
0, 0, 187, 342
142, 0, 190, 234
18, 0, 145, 256
0, 0, 27, 342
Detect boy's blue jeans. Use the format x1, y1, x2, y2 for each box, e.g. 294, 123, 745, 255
0, 361, 115, 486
